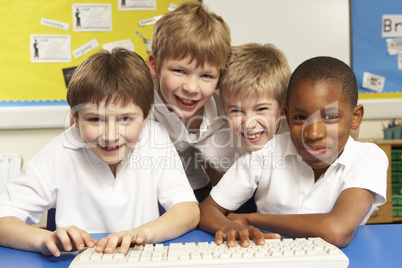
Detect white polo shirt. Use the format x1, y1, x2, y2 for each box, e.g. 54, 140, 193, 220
151, 91, 245, 190
211, 133, 388, 224
0, 120, 197, 233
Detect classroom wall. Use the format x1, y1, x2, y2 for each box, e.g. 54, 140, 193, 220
0, 0, 392, 163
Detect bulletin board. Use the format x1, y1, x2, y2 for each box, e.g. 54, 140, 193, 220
352, 0, 402, 99
0, 0, 196, 107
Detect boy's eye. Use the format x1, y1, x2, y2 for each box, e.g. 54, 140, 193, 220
88, 117, 102, 122
201, 74, 214, 79
293, 115, 306, 121
230, 109, 242, 114
119, 116, 132, 123
257, 107, 268, 112
324, 114, 339, 120
120, 115, 144, 125
173, 69, 185, 74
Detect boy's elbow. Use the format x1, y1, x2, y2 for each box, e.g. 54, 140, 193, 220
322, 221, 355, 248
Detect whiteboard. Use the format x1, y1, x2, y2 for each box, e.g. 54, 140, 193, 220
203, 0, 350, 71
202, 0, 402, 120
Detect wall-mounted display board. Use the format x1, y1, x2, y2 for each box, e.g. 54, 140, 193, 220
203, 0, 402, 120
352, 0, 402, 99
0, 0, 196, 129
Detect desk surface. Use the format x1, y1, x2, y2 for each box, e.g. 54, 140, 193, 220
0, 224, 400, 268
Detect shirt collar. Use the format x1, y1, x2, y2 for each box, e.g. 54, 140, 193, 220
62, 126, 86, 149
334, 136, 355, 167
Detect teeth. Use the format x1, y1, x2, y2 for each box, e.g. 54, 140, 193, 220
246, 132, 262, 139
100, 145, 119, 150
178, 97, 196, 105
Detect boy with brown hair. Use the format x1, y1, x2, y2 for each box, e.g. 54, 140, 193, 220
200, 56, 387, 248
0, 48, 199, 257
148, 1, 243, 201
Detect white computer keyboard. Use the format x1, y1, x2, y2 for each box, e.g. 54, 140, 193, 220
69, 237, 349, 268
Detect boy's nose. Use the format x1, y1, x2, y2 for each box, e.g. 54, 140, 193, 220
103, 120, 119, 141
303, 120, 326, 141
243, 115, 258, 129
183, 77, 199, 93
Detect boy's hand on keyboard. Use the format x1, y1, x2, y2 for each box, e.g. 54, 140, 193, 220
40, 226, 98, 257
95, 229, 150, 255
215, 213, 280, 248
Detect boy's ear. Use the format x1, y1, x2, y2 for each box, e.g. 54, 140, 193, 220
147, 53, 158, 79
72, 114, 79, 128
69, 110, 79, 128
351, 104, 364, 130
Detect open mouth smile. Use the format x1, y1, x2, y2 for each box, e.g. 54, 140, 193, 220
98, 144, 123, 152
175, 95, 199, 109
243, 131, 264, 143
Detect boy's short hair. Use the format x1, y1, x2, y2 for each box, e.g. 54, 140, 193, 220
220, 43, 291, 107
288, 56, 358, 108
151, 1, 231, 73
67, 48, 154, 118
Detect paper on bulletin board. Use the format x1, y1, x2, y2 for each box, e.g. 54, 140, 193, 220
118, 0, 157, 10
30, 35, 71, 63
72, 4, 112, 32
0, 0, 195, 104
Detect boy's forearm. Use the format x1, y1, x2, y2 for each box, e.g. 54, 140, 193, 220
246, 188, 374, 248
247, 211, 356, 248
0, 216, 50, 253
248, 213, 331, 238
138, 202, 199, 244
199, 197, 234, 234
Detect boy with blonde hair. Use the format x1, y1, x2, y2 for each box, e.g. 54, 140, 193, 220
220, 43, 291, 152
148, 1, 243, 201
0, 48, 199, 257
200, 56, 387, 249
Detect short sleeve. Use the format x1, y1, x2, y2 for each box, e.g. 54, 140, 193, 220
211, 151, 263, 211
148, 121, 198, 211
341, 142, 388, 207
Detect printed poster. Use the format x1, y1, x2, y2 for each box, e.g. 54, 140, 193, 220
30, 34, 71, 63
73, 4, 112, 32
118, 0, 157, 10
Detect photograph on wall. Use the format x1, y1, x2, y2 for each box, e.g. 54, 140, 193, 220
72, 3, 112, 32
118, 0, 156, 10
30, 34, 71, 63
62, 66, 77, 87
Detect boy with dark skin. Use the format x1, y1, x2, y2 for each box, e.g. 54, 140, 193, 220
199, 56, 387, 248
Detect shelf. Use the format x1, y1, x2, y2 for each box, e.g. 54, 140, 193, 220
367, 140, 402, 224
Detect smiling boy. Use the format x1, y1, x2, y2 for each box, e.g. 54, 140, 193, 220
219, 43, 291, 152
0, 48, 199, 257
148, 2, 244, 201
199, 56, 387, 248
